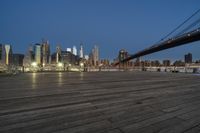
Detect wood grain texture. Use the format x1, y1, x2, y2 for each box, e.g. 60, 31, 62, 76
0, 72, 200, 133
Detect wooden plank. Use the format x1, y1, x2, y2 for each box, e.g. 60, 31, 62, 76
0, 72, 200, 133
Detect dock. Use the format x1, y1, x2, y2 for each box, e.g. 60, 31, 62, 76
0, 72, 200, 133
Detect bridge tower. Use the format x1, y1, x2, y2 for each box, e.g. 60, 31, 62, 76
118, 49, 128, 70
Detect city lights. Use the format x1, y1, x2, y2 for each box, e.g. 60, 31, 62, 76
1, 41, 103, 72
57, 62, 63, 67
70, 68, 79, 72
80, 63, 84, 67
1, 2, 200, 133
31, 62, 37, 67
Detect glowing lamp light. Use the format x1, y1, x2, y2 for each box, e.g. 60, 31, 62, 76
80, 63, 84, 67
31, 62, 37, 67
58, 62, 63, 67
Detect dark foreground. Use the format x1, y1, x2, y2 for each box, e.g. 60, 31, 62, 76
0, 72, 200, 133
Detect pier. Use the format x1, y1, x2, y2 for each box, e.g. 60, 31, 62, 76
0, 72, 200, 133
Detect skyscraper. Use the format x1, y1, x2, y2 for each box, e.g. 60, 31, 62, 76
13, 54, 24, 66
4, 44, 12, 65
93, 45, 99, 66
84, 55, 89, 60
34, 44, 41, 65
56, 45, 61, 63
79, 43, 84, 58
23, 45, 34, 67
184, 53, 192, 63
41, 40, 50, 66
29, 45, 34, 61
88, 46, 99, 67
72, 46, 77, 56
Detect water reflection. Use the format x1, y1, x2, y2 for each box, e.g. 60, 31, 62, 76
32, 73, 37, 89
58, 72, 63, 86
80, 72, 84, 80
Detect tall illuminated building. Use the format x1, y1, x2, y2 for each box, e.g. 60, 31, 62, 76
92, 45, 99, 66
56, 45, 61, 63
4, 44, 12, 65
41, 40, 50, 66
72, 46, 77, 56
34, 44, 41, 65
79, 43, 84, 58
23, 45, 33, 67
84, 55, 89, 60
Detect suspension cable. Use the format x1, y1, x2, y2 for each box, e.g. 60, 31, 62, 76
157, 9, 200, 42
175, 17, 200, 37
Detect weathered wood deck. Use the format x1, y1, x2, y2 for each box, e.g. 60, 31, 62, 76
0, 72, 200, 133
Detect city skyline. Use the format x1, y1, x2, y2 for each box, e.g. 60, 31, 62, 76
0, 0, 200, 60
1, 42, 200, 64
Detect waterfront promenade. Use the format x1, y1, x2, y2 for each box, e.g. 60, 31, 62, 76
0, 72, 200, 133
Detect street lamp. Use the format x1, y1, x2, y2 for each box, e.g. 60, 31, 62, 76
57, 62, 63, 67
80, 62, 84, 72
31, 62, 37, 67
80, 63, 84, 67
31, 62, 38, 72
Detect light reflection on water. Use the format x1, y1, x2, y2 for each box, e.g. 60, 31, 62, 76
32, 73, 37, 89
30, 72, 86, 88
58, 72, 63, 86
80, 72, 84, 80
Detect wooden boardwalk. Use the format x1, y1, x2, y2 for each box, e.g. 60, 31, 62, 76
0, 72, 200, 133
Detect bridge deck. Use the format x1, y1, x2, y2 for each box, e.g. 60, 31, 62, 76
0, 72, 200, 133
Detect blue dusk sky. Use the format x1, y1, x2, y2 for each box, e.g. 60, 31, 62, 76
0, 0, 200, 61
